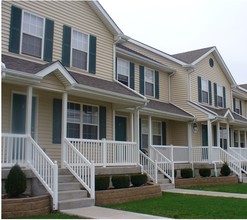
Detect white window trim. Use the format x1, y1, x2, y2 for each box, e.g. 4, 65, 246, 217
152, 120, 162, 145
144, 67, 155, 97
235, 98, 241, 113
217, 84, 224, 107
70, 28, 90, 71
67, 101, 99, 139
141, 119, 149, 149
201, 78, 209, 104
20, 10, 45, 59
117, 58, 130, 86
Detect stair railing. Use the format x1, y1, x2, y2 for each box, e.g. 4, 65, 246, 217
27, 136, 58, 210
64, 138, 95, 200
228, 147, 247, 175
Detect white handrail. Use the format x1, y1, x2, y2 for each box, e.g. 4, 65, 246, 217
64, 138, 95, 199
149, 146, 174, 184
228, 147, 247, 175
27, 136, 58, 210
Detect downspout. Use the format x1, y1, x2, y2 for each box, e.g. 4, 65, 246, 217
168, 72, 175, 103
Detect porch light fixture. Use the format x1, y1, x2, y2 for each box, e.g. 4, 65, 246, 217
192, 123, 198, 133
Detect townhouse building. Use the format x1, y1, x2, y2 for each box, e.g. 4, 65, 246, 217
2, 0, 247, 210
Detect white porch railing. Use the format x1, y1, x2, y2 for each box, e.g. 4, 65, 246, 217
139, 150, 158, 183
192, 146, 209, 163
228, 147, 247, 175
64, 138, 95, 199
1, 133, 58, 210
149, 145, 174, 184
229, 147, 247, 160
67, 138, 138, 167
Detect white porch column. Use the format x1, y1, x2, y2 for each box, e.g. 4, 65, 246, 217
187, 122, 192, 163
238, 130, 241, 148
148, 115, 152, 147
25, 86, 33, 136
207, 120, 212, 163
217, 122, 220, 147
244, 131, 247, 147
26, 86, 33, 163
226, 123, 230, 149
131, 112, 134, 142
134, 109, 139, 148
61, 92, 68, 168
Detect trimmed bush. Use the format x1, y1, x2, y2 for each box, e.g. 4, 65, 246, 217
95, 176, 110, 191
181, 168, 193, 178
221, 163, 231, 176
5, 164, 27, 197
131, 173, 147, 187
112, 175, 130, 189
199, 168, 211, 177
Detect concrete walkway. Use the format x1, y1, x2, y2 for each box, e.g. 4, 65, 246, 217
61, 206, 168, 219
163, 188, 247, 199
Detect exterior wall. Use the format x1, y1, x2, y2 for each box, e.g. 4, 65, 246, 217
170, 121, 188, 146
191, 54, 232, 109
2, 1, 114, 81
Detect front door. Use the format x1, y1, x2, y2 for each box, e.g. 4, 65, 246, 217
202, 124, 208, 160
115, 116, 127, 141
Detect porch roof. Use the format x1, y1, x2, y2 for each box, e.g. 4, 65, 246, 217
142, 99, 194, 121
2, 55, 146, 104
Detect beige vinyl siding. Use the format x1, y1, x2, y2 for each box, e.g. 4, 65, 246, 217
39, 74, 66, 91
191, 54, 232, 109
170, 121, 188, 146
2, 1, 114, 81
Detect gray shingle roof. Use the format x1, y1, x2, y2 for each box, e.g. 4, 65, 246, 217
239, 84, 247, 90
2, 55, 143, 99
172, 47, 214, 64
146, 99, 193, 118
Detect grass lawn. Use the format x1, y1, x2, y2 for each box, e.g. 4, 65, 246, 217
13, 212, 83, 219
106, 192, 247, 219
186, 183, 247, 194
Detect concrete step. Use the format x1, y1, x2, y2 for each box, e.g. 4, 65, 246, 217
58, 190, 88, 201
160, 183, 175, 191
58, 168, 71, 175
58, 175, 77, 183
58, 182, 82, 191
95, 166, 141, 175
158, 178, 170, 184
242, 176, 247, 183
59, 198, 95, 210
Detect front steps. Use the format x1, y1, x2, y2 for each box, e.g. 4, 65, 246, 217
157, 173, 175, 190
58, 169, 94, 210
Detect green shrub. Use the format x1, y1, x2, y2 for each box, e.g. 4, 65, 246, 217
95, 175, 110, 191
112, 175, 130, 189
5, 164, 27, 197
131, 173, 147, 187
199, 168, 211, 177
181, 168, 193, 178
221, 163, 231, 176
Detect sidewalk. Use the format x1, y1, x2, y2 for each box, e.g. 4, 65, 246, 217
61, 206, 168, 219
163, 188, 247, 199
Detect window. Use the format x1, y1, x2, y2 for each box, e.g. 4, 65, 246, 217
145, 68, 155, 96
83, 105, 98, 139
21, 11, 44, 58
217, 85, 224, 107
152, 121, 161, 145
71, 29, 89, 70
117, 58, 129, 86
234, 98, 241, 114
220, 127, 227, 150
201, 79, 209, 104
141, 119, 149, 149
67, 102, 99, 139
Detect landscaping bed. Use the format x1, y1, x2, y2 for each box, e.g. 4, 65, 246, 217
96, 184, 162, 206
175, 175, 238, 188
2, 195, 51, 219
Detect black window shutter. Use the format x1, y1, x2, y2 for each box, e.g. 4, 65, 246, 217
162, 122, 166, 145
155, 71, 160, 99
62, 25, 71, 67
130, 62, 135, 90
208, 81, 212, 105
99, 106, 106, 139
44, 18, 54, 62
139, 66, 144, 95
223, 86, 226, 108
9, 6, 22, 53
139, 118, 142, 149
89, 35, 96, 74
213, 125, 217, 146
198, 76, 202, 103
233, 98, 236, 112
214, 83, 218, 107
115, 57, 118, 80
240, 100, 242, 115
53, 99, 62, 144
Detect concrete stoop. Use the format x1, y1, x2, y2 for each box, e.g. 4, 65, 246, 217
58, 169, 94, 210
157, 173, 175, 190
242, 175, 247, 183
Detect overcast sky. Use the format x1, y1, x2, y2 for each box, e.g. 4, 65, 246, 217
99, 0, 247, 85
